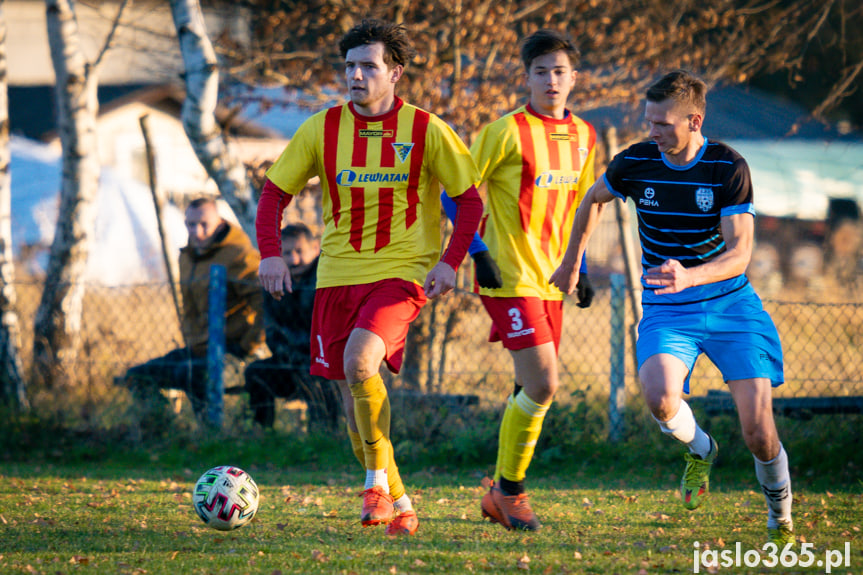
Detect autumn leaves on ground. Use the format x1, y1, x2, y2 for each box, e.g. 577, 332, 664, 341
1, 435, 861, 575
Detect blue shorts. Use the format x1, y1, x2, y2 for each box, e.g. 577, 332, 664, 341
636, 282, 784, 394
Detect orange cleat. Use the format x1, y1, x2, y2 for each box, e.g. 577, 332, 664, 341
480, 482, 541, 531
385, 510, 419, 535
360, 486, 394, 526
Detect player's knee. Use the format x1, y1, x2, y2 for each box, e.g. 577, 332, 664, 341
742, 426, 778, 459
645, 390, 678, 421
343, 353, 377, 384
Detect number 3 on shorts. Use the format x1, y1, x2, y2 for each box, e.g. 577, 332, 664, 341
508, 307, 523, 331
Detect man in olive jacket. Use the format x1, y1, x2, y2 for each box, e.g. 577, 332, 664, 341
119, 197, 265, 422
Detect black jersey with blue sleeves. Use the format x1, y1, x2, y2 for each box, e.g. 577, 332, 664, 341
603, 139, 755, 305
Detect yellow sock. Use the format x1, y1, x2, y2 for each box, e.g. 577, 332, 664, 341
350, 374, 391, 473
379, 392, 405, 501
347, 424, 364, 468
493, 394, 515, 484
499, 391, 551, 483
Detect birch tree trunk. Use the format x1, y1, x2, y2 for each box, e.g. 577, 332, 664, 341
169, 0, 257, 243
32, 0, 100, 388
0, 1, 26, 408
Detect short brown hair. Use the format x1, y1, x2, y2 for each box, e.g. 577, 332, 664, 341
187, 197, 217, 210
520, 29, 580, 71
339, 19, 418, 68
281, 222, 314, 242
646, 70, 707, 114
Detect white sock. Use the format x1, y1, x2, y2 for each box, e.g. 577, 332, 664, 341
754, 445, 793, 529
394, 494, 413, 513
654, 401, 712, 458
364, 468, 389, 492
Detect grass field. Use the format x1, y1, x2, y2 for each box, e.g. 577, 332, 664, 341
2, 429, 861, 575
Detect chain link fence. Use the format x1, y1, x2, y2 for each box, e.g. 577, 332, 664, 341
9, 270, 862, 444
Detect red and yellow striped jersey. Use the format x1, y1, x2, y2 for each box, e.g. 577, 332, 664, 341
266, 98, 479, 288
473, 104, 596, 300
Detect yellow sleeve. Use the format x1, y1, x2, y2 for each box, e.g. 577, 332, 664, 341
469, 120, 512, 185
427, 116, 480, 198
265, 113, 322, 195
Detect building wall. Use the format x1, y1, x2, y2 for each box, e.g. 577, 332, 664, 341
7, 0, 249, 86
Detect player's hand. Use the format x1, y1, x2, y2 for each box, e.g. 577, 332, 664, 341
644, 259, 692, 295
549, 258, 580, 295
472, 250, 503, 289
424, 261, 456, 299
258, 256, 292, 300
575, 273, 594, 308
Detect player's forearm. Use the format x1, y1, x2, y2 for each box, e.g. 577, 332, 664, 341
561, 194, 605, 271
686, 244, 752, 287
686, 214, 754, 287
256, 179, 292, 259
440, 191, 488, 255
440, 186, 483, 270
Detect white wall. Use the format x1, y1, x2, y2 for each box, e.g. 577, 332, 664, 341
7, 0, 250, 86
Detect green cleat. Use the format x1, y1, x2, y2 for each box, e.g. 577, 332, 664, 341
767, 523, 795, 548
681, 436, 718, 510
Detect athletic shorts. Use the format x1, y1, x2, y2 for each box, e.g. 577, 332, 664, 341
480, 296, 563, 352
310, 278, 427, 380
636, 282, 784, 394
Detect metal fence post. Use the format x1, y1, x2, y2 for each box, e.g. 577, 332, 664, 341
609, 274, 626, 443
207, 264, 227, 427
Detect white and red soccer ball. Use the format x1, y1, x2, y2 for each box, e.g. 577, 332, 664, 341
193, 465, 259, 530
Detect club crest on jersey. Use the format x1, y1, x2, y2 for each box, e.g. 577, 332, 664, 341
695, 187, 714, 212
392, 143, 414, 163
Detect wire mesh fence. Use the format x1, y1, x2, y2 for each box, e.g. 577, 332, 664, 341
8, 273, 863, 444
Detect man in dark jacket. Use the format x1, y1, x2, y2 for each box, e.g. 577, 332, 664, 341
244, 223, 341, 429
118, 197, 265, 421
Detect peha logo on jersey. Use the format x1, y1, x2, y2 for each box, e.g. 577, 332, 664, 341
639, 187, 659, 207
335, 169, 409, 186
535, 171, 580, 188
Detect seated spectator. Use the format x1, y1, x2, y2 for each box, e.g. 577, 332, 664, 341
244, 223, 341, 430
117, 197, 265, 423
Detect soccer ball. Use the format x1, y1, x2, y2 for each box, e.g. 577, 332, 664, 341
193, 465, 260, 530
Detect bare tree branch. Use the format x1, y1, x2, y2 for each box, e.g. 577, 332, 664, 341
91, 0, 131, 72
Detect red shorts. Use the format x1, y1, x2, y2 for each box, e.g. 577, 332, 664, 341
310, 279, 427, 380
480, 296, 563, 352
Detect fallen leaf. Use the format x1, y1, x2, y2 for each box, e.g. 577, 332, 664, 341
413, 559, 427, 567
170, 551, 179, 560
517, 553, 531, 570
311, 549, 327, 562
